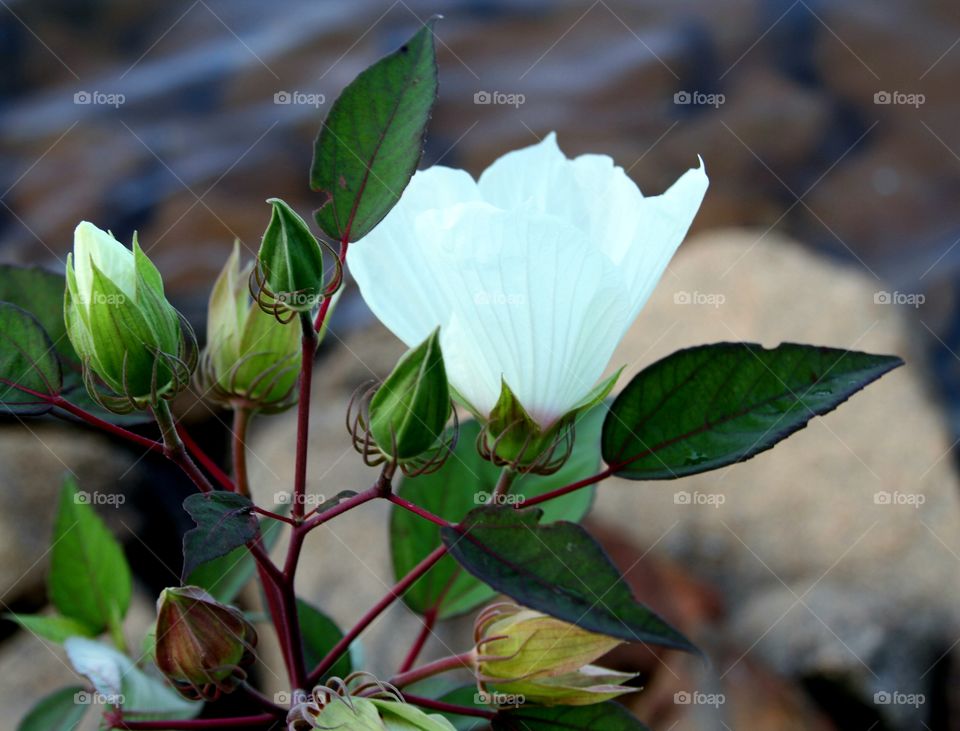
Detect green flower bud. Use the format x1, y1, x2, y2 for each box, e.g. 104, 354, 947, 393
288, 693, 456, 730
256, 198, 326, 316
474, 602, 637, 707
65, 222, 193, 412
480, 371, 619, 475
367, 328, 452, 466
198, 241, 303, 411
154, 586, 257, 701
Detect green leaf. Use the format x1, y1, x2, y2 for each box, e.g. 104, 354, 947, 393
310, 20, 439, 242
0, 265, 75, 361
370, 328, 450, 460
391, 407, 605, 619
258, 198, 325, 311
49, 477, 132, 633
65, 637, 201, 721
16, 685, 88, 731
181, 491, 259, 580
186, 514, 284, 602
493, 702, 650, 730
602, 342, 903, 480
441, 507, 694, 652
5, 613, 96, 643
0, 303, 61, 413
433, 687, 490, 731
297, 599, 351, 678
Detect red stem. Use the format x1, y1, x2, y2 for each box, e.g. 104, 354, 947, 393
401, 694, 497, 720
386, 493, 450, 528
390, 651, 474, 689
50, 396, 162, 452
398, 607, 437, 674
292, 314, 317, 521
515, 465, 615, 508
306, 544, 448, 686
177, 423, 236, 492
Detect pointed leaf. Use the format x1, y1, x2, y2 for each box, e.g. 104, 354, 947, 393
5, 613, 97, 643
441, 507, 695, 652
16, 685, 88, 731
0, 303, 61, 413
181, 491, 259, 580
186, 513, 284, 602
602, 342, 903, 480
311, 20, 439, 242
297, 599, 351, 678
392, 406, 605, 619
49, 477, 132, 633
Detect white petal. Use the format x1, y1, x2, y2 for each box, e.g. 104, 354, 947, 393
352, 201, 631, 424
608, 160, 709, 319
74, 221, 136, 301
347, 165, 480, 346
478, 135, 708, 321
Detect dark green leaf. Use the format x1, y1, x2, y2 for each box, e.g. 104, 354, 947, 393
493, 702, 649, 730
297, 599, 351, 678
181, 491, 259, 580
16, 685, 87, 731
603, 342, 903, 480
311, 20, 439, 242
186, 515, 284, 602
5, 613, 96, 643
434, 687, 491, 731
391, 406, 604, 619
370, 328, 450, 460
0, 303, 61, 413
0, 265, 75, 361
441, 507, 694, 652
49, 477, 131, 633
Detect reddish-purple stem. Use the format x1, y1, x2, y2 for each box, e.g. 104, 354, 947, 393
306, 544, 448, 686
177, 422, 236, 492
401, 693, 497, 720
387, 493, 450, 528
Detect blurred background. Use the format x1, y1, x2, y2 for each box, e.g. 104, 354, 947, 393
1, 1, 959, 729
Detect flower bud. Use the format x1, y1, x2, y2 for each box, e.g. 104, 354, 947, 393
474, 602, 637, 707
198, 241, 303, 411
368, 328, 451, 463
480, 372, 618, 475
154, 586, 257, 701
288, 692, 456, 730
255, 198, 326, 316
65, 222, 193, 412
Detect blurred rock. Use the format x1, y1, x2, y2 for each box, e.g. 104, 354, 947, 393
0, 422, 133, 608
594, 229, 960, 727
